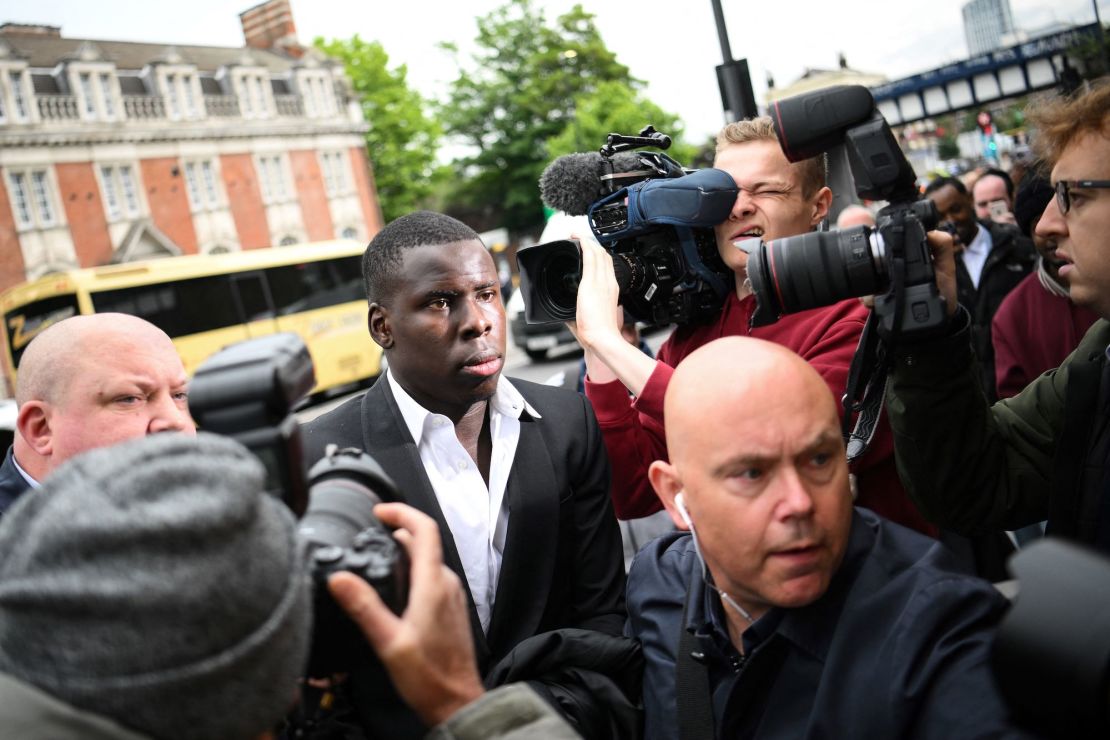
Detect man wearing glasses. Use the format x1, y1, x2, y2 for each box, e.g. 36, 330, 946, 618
886, 81, 1110, 553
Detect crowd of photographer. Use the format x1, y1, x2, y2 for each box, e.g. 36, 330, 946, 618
0, 78, 1105, 739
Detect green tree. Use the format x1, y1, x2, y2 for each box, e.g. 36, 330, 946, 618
314, 35, 441, 223
439, 0, 640, 233
545, 80, 697, 166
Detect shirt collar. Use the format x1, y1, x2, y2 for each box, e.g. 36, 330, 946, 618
386, 370, 541, 445
965, 223, 991, 255
10, 453, 40, 489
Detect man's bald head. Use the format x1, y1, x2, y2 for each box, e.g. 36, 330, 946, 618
650, 336, 852, 624
13, 314, 195, 481
663, 337, 841, 466
16, 314, 177, 407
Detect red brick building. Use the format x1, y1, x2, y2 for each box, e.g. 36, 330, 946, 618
0, 0, 383, 293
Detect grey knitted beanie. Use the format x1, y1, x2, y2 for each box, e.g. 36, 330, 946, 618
0, 432, 312, 740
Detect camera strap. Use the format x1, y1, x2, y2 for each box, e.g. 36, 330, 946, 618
842, 310, 889, 465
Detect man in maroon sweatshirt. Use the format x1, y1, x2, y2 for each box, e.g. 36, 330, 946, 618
572, 117, 934, 536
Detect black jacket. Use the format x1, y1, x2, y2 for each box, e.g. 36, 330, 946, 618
0, 447, 30, 516
956, 221, 1036, 400
301, 376, 630, 738
627, 509, 1028, 739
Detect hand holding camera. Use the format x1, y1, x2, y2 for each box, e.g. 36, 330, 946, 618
328, 502, 485, 727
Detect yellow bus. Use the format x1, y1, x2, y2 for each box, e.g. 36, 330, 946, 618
1, 240, 382, 397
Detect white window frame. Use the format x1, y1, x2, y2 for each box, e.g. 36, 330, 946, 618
182, 158, 224, 212
235, 69, 272, 119
97, 163, 143, 222
319, 150, 350, 197
8, 69, 29, 122
6, 166, 59, 231
69, 63, 120, 121
255, 153, 292, 204
297, 71, 335, 119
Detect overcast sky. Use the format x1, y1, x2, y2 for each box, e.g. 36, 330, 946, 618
2, 0, 1106, 143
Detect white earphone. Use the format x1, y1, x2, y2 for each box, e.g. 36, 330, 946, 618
674, 492, 694, 530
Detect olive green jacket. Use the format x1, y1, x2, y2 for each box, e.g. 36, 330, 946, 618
886, 310, 1110, 539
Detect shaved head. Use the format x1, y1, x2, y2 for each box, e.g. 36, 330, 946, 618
16, 314, 177, 407
663, 337, 840, 466
650, 336, 851, 625
13, 313, 194, 481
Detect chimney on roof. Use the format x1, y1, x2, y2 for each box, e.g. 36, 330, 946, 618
0, 23, 62, 38
239, 0, 303, 58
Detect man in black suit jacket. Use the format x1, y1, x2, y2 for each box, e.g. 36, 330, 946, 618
302, 212, 632, 739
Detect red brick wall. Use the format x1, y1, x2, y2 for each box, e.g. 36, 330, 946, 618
0, 174, 25, 293
54, 162, 113, 268
350, 147, 383, 236
290, 149, 334, 242
220, 153, 270, 250
140, 157, 197, 254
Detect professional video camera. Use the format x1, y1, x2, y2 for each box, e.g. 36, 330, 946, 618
742, 85, 947, 341
188, 333, 408, 677
516, 126, 739, 326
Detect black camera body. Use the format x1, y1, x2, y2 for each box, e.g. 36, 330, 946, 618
744, 85, 947, 342
518, 128, 738, 326
190, 333, 408, 676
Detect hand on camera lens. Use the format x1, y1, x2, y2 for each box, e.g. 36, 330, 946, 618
328, 503, 484, 727
573, 235, 624, 351
925, 230, 959, 318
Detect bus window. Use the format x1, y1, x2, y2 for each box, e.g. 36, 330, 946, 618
4, 294, 80, 369
231, 272, 275, 323
93, 275, 239, 337
266, 256, 363, 315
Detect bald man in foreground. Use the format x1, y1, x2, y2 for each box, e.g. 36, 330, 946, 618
0, 314, 196, 513
625, 337, 1027, 739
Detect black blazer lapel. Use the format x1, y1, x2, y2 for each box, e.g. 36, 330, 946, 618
485, 413, 559, 659
358, 380, 492, 666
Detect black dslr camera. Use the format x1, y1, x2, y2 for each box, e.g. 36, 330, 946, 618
517, 127, 739, 326
744, 85, 947, 341
188, 333, 408, 677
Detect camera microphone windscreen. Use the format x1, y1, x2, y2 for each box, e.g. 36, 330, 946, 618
539, 151, 645, 216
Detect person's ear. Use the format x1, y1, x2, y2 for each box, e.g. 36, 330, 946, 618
811, 186, 833, 227
649, 460, 689, 530
368, 303, 393, 350
17, 401, 53, 457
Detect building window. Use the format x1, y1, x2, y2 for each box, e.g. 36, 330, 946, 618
9, 71, 28, 121
256, 154, 290, 204
79, 72, 96, 117
98, 73, 115, 118
183, 159, 223, 212
98, 164, 141, 222
340, 226, 358, 240
237, 72, 270, 119
165, 73, 180, 118
7, 167, 57, 230
278, 235, 298, 246
319, 151, 350, 197
182, 77, 197, 118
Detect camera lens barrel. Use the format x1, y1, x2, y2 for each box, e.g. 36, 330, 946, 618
746, 226, 885, 327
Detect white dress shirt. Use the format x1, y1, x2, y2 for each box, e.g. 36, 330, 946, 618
961, 223, 993, 290
386, 370, 540, 633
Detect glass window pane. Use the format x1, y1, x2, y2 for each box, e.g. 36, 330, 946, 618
119, 166, 139, 215
32, 170, 53, 224
79, 72, 96, 115
9, 71, 27, 120
100, 165, 121, 220
9, 173, 31, 226
201, 161, 218, 207
98, 73, 114, 117
184, 163, 201, 209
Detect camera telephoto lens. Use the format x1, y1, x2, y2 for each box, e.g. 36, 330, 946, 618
745, 225, 886, 327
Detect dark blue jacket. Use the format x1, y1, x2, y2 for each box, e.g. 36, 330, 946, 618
627, 508, 1029, 739
0, 448, 29, 516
